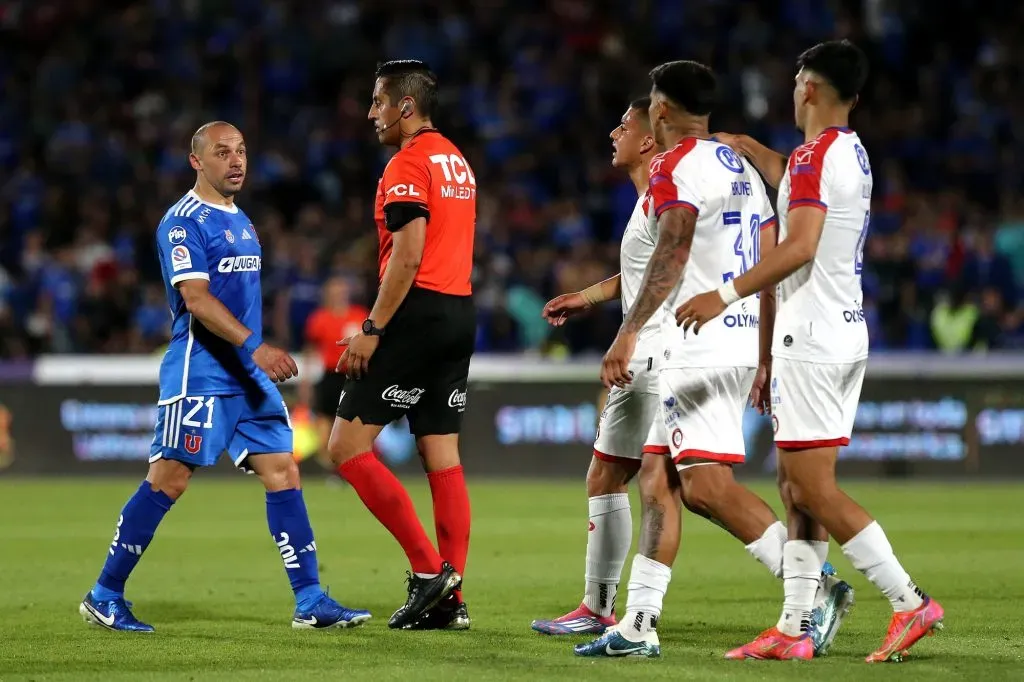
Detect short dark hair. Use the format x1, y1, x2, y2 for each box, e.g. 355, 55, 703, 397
629, 97, 652, 129
797, 40, 868, 103
375, 60, 438, 118
648, 61, 717, 116
630, 96, 652, 113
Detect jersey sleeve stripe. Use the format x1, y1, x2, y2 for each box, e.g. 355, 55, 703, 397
759, 216, 778, 231
654, 200, 698, 218
170, 271, 211, 286
788, 198, 827, 211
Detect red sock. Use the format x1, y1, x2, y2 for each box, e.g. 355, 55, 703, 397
337, 453, 441, 575
427, 465, 471, 601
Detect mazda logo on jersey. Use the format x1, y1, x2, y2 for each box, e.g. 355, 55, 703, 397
217, 256, 262, 273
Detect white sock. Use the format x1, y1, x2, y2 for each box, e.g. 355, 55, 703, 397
841, 521, 924, 612
582, 493, 632, 617
810, 540, 829, 566
745, 521, 787, 578
810, 540, 831, 609
777, 540, 822, 637
621, 554, 672, 639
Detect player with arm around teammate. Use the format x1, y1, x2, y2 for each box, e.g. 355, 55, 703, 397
575, 61, 850, 659
530, 98, 661, 636
677, 40, 944, 663
79, 122, 370, 633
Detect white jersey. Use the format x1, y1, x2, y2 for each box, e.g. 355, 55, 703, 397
619, 194, 662, 362
774, 127, 871, 363
648, 137, 776, 368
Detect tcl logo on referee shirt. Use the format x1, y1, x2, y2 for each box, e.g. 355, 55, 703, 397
382, 385, 425, 407
385, 183, 422, 198
217, 256, 262, 273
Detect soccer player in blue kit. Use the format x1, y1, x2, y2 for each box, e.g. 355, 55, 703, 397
79, 121, 371, 632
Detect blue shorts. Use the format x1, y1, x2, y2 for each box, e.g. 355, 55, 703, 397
149, 388, 293, 471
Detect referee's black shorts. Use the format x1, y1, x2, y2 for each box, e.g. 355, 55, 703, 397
336, 287, 474, 437
313, 370, 347, 418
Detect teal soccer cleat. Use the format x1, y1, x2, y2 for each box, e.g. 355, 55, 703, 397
574, 627, 661, 658
811, 561, 855, 656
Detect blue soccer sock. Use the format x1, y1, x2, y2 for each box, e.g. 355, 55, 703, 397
266, 488, 323, 611
92, 481, 175, 600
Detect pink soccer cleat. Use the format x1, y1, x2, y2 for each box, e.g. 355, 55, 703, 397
865, 597, 944, 663
725, 627, 815, 660
530, 604, 616, 635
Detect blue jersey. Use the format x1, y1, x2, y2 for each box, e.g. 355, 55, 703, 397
155, 190, 275, 404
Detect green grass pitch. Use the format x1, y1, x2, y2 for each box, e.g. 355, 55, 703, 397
1, 477, 1022, 681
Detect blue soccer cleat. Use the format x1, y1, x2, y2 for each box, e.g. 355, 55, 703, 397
811, 560, 855, 656
292, 591, 371, 630
574, 627, 661, 658
79, 591, 154, 632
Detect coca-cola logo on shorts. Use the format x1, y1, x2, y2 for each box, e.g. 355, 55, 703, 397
381, 385, 425, 407
448, 389, 467, 411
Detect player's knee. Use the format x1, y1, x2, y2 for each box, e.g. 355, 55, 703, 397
146, 460, 192, 500
638, 454, 677, 496
258, 455, 301, 492
586, 457, 634, 496
784, 478, 826, 515
680, 465, 728, 516
326, 425, 368, 465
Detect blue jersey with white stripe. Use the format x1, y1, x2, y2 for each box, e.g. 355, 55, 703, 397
155, 190, 275, 404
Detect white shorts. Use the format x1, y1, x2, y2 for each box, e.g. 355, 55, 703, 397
648, 366, 756, 469
593, 354, 667, 462
770, 357, 867, 449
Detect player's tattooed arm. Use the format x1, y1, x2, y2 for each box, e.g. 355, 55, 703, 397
620, 207, 697, 334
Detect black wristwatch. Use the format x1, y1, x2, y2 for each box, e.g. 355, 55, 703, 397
362, 319, 385, 337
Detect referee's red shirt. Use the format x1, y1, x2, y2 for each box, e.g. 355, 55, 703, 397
373, 130, 476, 296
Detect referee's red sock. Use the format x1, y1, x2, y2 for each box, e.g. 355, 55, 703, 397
337, 453, 442, 575
427, 464, 471, 602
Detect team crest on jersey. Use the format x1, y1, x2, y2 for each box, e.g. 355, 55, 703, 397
224, 230, 235, 244
184, 433, 203, 454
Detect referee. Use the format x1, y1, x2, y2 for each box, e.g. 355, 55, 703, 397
300, 276, 367, 468
329, 60, 476, 632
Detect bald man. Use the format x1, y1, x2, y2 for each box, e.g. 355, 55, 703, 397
79, 122, 371, 632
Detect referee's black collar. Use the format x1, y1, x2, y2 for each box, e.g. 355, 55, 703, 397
409, 127, 440, 141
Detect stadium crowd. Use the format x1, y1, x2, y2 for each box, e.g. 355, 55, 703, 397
1, 0, 1022, 358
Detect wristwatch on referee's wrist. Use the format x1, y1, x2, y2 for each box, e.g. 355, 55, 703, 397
362, 319, 385, 337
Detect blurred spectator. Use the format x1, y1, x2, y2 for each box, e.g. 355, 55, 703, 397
931, 287, 979, 353
0, 1, 1021, 357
